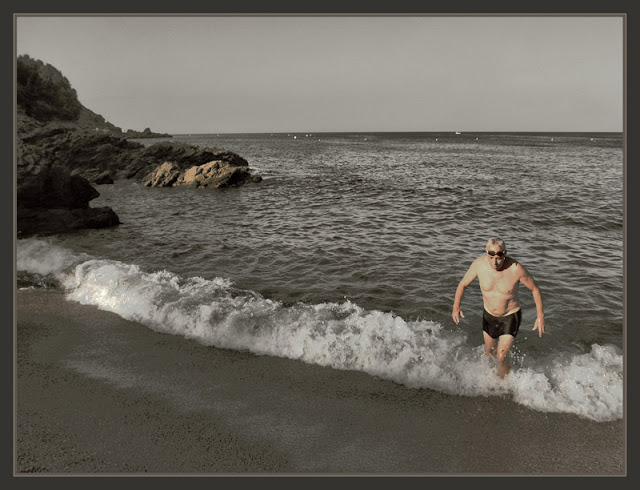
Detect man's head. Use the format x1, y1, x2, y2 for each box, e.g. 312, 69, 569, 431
486, 237, 507, 270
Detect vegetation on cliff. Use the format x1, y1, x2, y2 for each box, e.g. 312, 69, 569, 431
17, 55, 83, 123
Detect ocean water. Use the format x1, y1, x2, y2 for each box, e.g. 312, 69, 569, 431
16, 132, 624, 422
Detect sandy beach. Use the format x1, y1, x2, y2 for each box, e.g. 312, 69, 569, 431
15, 289, 625, 476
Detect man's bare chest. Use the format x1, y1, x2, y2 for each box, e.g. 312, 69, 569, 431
478, 270, 519, 294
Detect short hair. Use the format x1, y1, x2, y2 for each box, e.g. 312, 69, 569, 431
487, 237, 506, 250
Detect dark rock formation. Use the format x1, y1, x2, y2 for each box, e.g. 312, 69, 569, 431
19, 115, 143, 174
16, 55, 261, 237
17, 160, 98, 210
16, 56, 125, 237
17, 112, 122, 237
17, 160, 120, 237
126, 142, 252, 181
72, 167, 116, 185
124, 127, 173, 139
18, 118, 259, 184
94, 171, 115, 185
18, 206, 121, 238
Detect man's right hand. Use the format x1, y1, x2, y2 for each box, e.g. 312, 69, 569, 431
452, 306, 464, 325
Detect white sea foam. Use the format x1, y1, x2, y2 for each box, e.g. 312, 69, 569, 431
17, 238, 91, 279
50, 253, 623, 422
16, 238, 623, 421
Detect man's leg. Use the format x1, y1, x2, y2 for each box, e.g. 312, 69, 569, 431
482, 331, 497, 356
496, 334, 515, 378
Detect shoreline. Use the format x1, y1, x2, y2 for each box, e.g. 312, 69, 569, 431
15, 289, 625, 475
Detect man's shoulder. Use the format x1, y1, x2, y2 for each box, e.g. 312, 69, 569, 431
507, 258, 525, 273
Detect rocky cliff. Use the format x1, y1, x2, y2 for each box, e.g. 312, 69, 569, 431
16, 55, 261, 237
16, 55, 124, 237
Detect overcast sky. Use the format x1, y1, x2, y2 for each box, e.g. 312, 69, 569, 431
16, 15, 623, 134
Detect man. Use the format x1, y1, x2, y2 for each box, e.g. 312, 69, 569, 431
451, 237, 545, 378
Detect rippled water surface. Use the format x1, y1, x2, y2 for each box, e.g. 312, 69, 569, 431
51, 132, 624, 358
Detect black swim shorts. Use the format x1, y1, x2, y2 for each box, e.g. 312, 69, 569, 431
482, 309, 522, 339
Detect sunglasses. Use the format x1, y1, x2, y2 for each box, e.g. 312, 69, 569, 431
486, 250, 506, 257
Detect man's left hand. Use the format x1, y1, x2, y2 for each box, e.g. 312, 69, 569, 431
533, 317, 545, 337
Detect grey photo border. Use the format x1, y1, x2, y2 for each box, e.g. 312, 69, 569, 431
5, 1, 633, 483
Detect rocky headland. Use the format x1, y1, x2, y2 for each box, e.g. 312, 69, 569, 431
123, 127, 173, 139
16, 55, 261, 238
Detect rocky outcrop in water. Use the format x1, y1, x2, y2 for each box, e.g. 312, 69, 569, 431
124, 127, 173, 139
120, 141, 255, 181
143, 160, 262, 188
16, 55, 262, 237
17, 153, 120, 237
17, 115, 121, 237
18, 117, 261, 184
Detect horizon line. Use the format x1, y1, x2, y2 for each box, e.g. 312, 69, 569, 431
162, 130, 623, 136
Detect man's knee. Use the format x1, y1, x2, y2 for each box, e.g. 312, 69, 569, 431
496, 335, 514, 362
496, 349, 509, 362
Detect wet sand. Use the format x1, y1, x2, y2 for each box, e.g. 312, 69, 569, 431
15, 289, 625, 475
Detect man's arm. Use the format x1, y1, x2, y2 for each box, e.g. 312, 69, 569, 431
519, 265, 545, 337
452, 260, 478, 325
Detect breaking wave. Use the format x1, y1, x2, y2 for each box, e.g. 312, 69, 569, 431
17, 238, 623, 422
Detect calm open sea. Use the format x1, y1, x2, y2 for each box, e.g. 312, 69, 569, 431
17, 132, 624, 421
